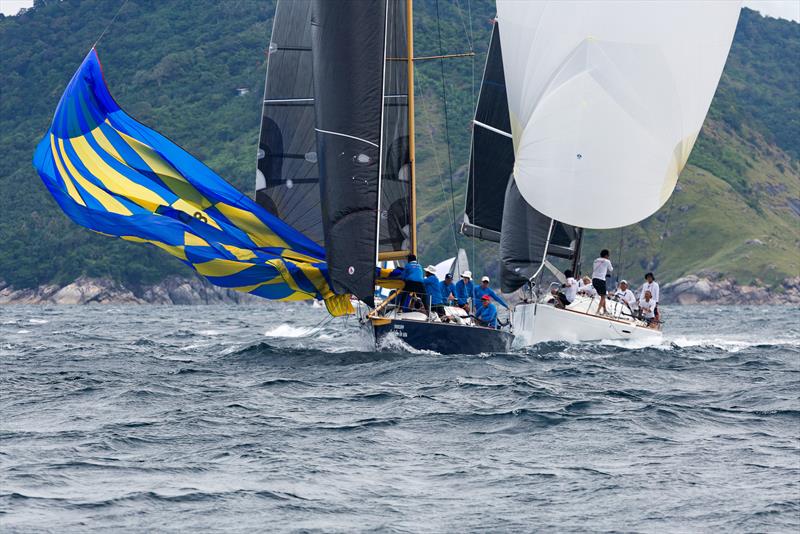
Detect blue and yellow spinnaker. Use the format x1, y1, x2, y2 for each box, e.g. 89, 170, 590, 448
33, 49, 352, 316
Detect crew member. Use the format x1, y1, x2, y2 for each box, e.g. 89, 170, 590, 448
562, 269, 578, 304
423, 265, 445, 316
474, 294, 498, 328
455, 270, 475, 310
402, 254, 426, 298
578, 275, 596, 297
440, 273, 456, 305
591, 249, 613, 315
639, 290, 657, 327
473, 276, 509, 309
614, 279, 637, 314
639, 272, 660, 322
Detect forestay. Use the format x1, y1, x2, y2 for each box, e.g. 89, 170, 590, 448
495, 0, 741, 229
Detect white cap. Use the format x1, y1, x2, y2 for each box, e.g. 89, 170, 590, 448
481, 276, 490, 283
461, 270, 472, 279
620, 279, 628, 285
424, 265, 437, 274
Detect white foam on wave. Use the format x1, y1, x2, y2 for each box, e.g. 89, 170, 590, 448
28, 318, 49, 324
666, 335, 799, 353
197, 329, 223, 336
264, 323, 314, 338
16, 329, 30, 334
597, 336, 666, 351
376, 332, 440, 355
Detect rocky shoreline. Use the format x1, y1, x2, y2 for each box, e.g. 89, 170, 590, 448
1, 274, 798, 306
0, 276, 261, 305
660, 274, 800, 305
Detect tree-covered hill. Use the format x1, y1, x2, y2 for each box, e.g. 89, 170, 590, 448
0, 0, 797, 293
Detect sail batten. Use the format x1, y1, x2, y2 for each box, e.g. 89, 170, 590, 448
495, 0, 741, 229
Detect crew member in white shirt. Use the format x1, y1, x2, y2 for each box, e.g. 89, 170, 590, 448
638, 290, 657, 327
614, 280, 637, 314
562, 269, 578, 304
591, 249, 613, 315
578, 276, 596, 297
639, 272, 660, 303
639, 272, 660, 320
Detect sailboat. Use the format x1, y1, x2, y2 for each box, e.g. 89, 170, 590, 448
463, 1, 741, 344
32, 0, 513, 354
257, 0, 514, 353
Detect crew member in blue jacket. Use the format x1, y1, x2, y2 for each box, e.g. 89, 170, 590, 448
440, 273, 456, 305
474, 295, 498, 328
402, 254, 425, 296
454, 270, 475, 310
473, 276, 509, 309
423, 265, 445, 316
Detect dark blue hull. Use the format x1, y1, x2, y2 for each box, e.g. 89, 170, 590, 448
373, 319, 514, 354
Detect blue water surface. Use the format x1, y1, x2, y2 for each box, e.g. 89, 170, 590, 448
1, 304, 798, 532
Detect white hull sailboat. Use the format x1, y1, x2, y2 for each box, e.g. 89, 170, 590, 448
514, 296, 661, 345
461, 1, 740, 346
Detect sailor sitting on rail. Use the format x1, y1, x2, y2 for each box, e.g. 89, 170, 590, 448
474, 295, 498, 328
614, 280, 637, 313
638, 290, 657, 327
402, 254, 426, 297
440, 273, 456, 305
578, 276, 597, 297
455, 270, 475, 310
423, 265, 446, 317
562, 269, 578, 304
638, 272, 661, 322
473, 276, 509, 309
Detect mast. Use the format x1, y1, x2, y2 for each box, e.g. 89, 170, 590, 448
407, 0, 416, 256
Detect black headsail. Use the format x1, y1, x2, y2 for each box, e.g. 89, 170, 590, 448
461, 21, 582, 293
256, 0, 322, 245
462, 22, 513, 242
311, 0, 389, 305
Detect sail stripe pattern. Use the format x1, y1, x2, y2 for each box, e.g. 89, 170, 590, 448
34, 49, 353, 315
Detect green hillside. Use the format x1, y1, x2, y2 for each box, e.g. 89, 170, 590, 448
0, 1, 797, 292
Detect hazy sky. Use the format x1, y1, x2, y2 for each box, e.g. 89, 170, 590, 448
1, 0, 798, 22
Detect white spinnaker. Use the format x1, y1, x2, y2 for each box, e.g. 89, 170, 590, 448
495, 1, 741, 229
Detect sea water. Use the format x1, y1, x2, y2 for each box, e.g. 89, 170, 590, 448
1, 304, 798, 532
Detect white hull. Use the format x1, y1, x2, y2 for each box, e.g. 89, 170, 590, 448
514, 298, 662, 345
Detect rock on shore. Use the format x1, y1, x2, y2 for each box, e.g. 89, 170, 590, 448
661, 275, 800, 305
0, 276, 262, 305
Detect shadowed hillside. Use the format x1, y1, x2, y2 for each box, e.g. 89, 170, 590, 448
0, 1, 797, 296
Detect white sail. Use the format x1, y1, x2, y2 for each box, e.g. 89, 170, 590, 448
495, 0, 741, 229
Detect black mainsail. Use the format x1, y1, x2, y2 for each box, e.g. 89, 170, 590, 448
256, 0, 323, 245
311, 0, 388, 304
461, 21, 582, 293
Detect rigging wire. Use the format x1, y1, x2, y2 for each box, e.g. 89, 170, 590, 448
434, 0, 461, 260
92, 0, 130, 48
